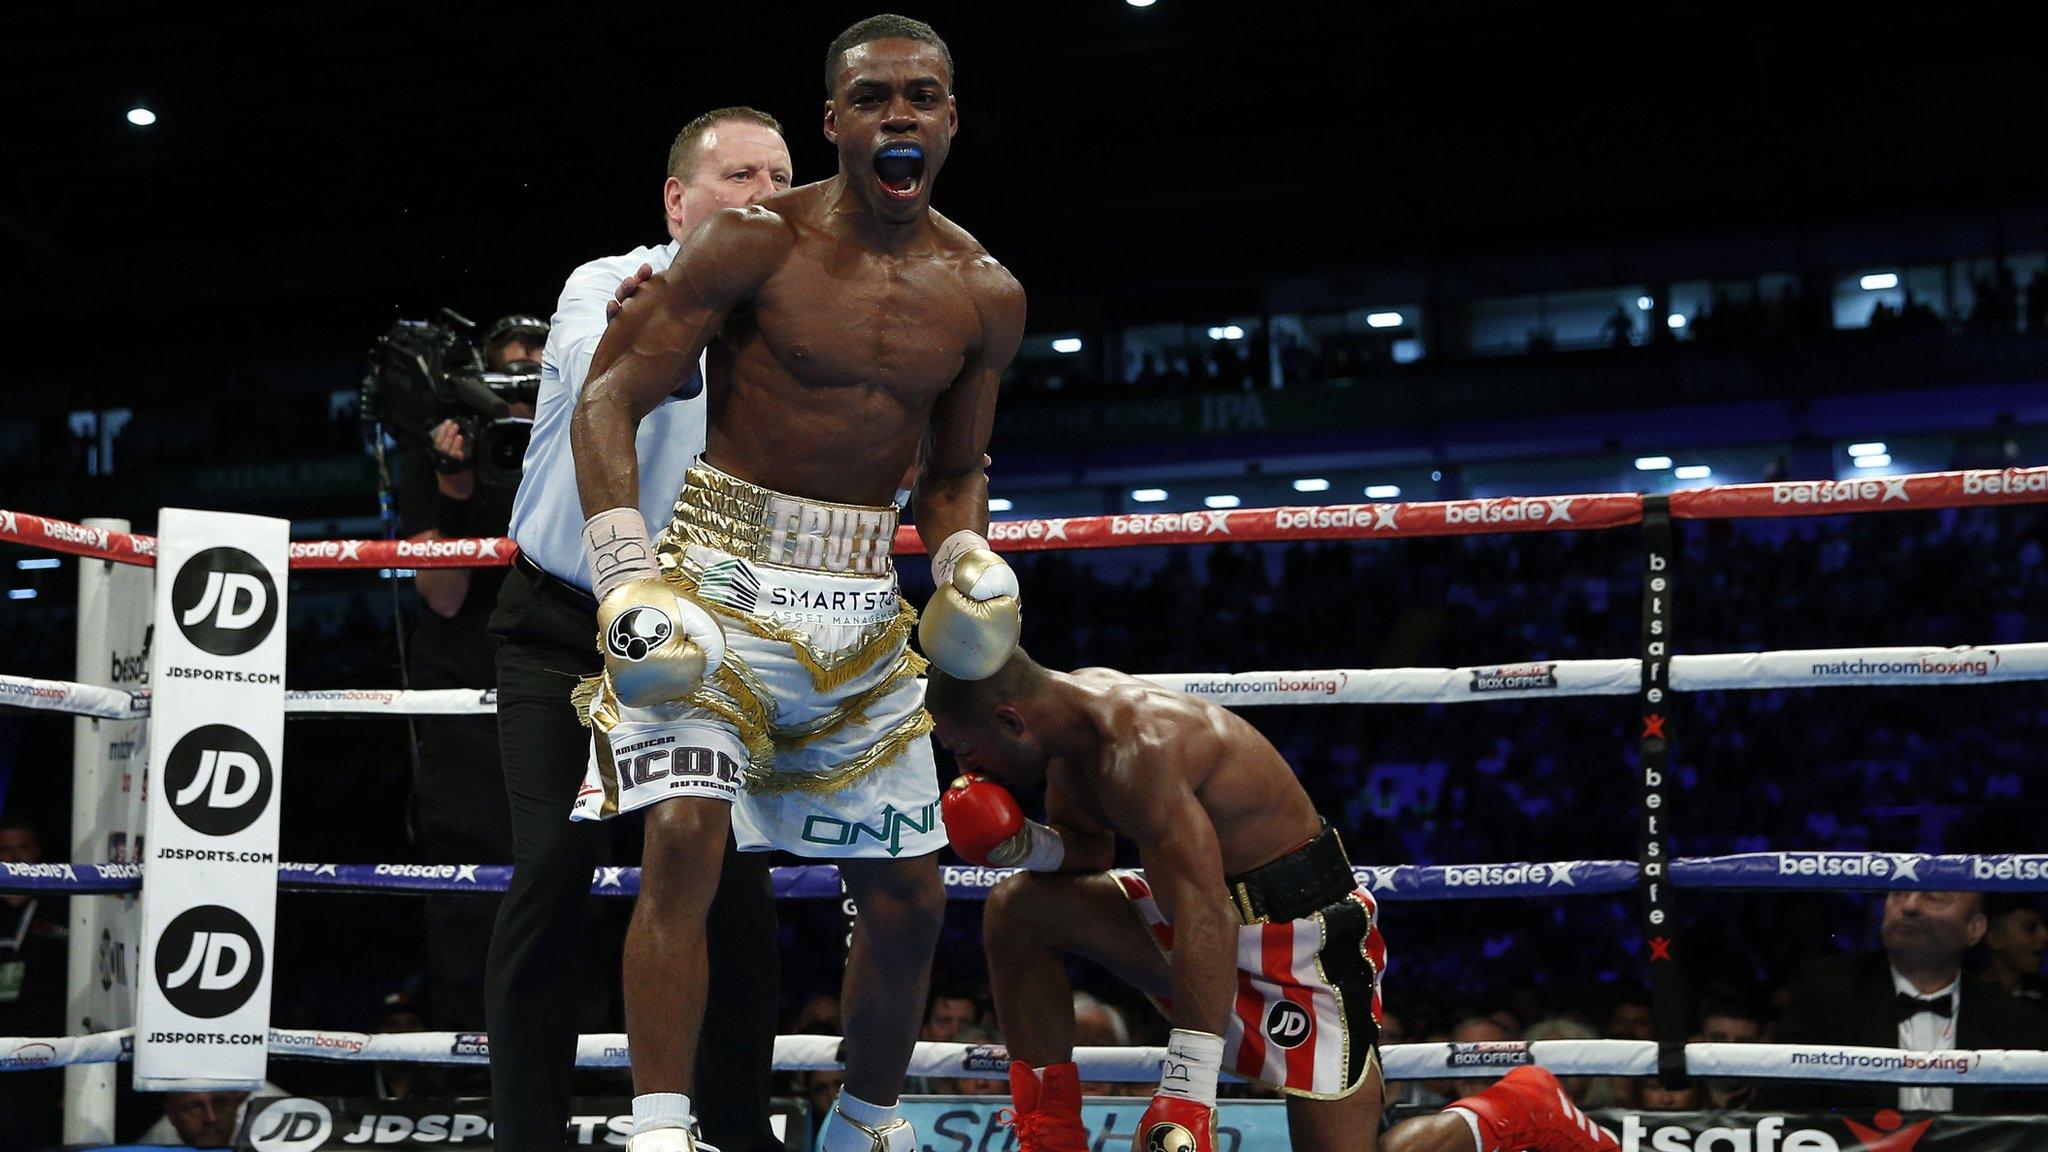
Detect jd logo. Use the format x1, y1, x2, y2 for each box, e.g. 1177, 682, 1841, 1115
249, 1097, 333, 1152
801, 800, 940, 858
155, 905, 264, 1018
171, 548, 277, 656
165, 724, 273, 836
1264, 1000, 1312, 1049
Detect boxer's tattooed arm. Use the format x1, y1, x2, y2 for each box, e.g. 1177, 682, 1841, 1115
915, 260, 1024, 553
1097, 744, 1235, 1036
572, 206, 794, 519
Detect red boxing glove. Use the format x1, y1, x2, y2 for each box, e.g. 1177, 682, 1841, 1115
1134, 1096, 1215, 1152
940, 774, 1025, 865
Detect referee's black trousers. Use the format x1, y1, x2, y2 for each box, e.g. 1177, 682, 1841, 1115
485, 561, 781, 1151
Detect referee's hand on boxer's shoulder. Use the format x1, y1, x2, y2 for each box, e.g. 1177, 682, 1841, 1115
605, 262, 656, 322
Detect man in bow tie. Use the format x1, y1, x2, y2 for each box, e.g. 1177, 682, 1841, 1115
1761, 889, 2048, 1114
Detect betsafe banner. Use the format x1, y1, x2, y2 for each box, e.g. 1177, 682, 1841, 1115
1593, 1108, 2048, 1151
134, 509, 289, 1091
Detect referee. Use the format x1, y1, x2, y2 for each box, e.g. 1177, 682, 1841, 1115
486, 107, 794, 1151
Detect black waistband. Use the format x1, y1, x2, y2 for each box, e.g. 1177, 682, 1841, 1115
516, 552, 597, 616
1225, 822, 1354, 925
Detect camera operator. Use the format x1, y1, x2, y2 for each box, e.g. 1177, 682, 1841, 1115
486, 107, 792, 1152
483, 314, 549, 372
396, 318, 541, 1035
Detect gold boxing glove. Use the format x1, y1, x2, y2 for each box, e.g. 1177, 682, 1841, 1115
596, 577, 726, 709
919, 531, 1021, 681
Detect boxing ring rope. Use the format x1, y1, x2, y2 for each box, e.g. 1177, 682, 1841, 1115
5, 465, 2047, 1091
6, 642, 2043, 720
10, 1026, 2048, 1087
5, 466, 2045, 568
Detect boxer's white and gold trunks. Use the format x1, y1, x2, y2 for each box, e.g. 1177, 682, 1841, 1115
569, 464, 944, 860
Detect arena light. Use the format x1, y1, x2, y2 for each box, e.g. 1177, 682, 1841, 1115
987, 497, 1014, 512
1364, 484, 1402, 499
1292, 478, 1331, 493
1127, 0, 1157, 7
15, 558, 60, 571
1674, 465, 1712, 480
7, 589, 35, 601
1204, 494, 1241, 509
1848, 441, 1887, 458
126, 106, 156, 127
1859, 272, 1900, 291
1205, 324, 1245, 341
1666, 313, 1687, 330
1636, 296, 1653, 310
1130, 488, 1168, 503
1854, 453, 1893, 469
1050, 337, 1083, 354
1634, 455, 1674, 471
1366, 311, 1404, 329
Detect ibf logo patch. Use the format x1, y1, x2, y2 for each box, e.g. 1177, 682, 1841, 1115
171, 547, 278, 655
247, 1097, 334, 1152
155, 905, 265, 1017
605, 606, 672, 661
1263, 1000, 1312, 1049
165, 724, 273, 835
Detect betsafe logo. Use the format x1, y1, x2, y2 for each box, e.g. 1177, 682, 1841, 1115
155, 905, 265, 1018
165, 724, 273, 836
248, 1097, 333, 1152
171, 547, 278, 656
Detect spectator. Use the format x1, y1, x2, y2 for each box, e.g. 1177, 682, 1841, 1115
1525, 1017, 1620, 1109
1759, 891, 2048, 1113
1638, 1080, 1698, 1111
800, 1066, 845, 1129
1981, 896, 2047, 1002
940, 1025, 1009, 1095
1072, 990, 1141, 1097
906, 984, 984, 1093
0, 816, 66, 1146
1694, 997, 1766, 1110
923, 986, 981, 1042
370, 990, 446, 1100
1440, 1015, 1517, 1098
139, 1091, 251, 1147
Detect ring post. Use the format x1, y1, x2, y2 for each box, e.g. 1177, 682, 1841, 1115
63, 518, 152, 1142
1635, 495, 1689, 1085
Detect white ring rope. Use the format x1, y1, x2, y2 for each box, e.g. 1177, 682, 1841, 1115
3, 642, 2040, 720
8, 1029, 2046, 1085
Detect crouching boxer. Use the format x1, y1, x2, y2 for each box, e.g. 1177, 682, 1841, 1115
927, 652, 1618, 1152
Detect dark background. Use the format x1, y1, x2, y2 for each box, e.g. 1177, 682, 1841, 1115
7, 1, 2047, 391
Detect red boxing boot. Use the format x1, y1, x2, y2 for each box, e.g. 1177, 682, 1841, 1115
1000, 1062, 1088, 1152
1448, 1066, 1621, 1152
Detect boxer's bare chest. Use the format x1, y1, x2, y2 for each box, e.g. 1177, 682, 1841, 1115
742, 228, 983, 404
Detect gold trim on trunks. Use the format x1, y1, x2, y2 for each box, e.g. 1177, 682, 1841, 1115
745, 705, 935, 798
656, 548, 916, 696
570, 646, 929, 799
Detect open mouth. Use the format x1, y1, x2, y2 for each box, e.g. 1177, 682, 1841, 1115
873, 142, 925, 201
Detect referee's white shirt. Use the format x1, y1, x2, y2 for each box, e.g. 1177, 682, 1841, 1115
509, 240, 705, 590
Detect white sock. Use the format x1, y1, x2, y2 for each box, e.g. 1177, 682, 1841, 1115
631, 1092, 694, 1134
833, 1090, 897, 1129
820, 1090, 904, 1150
1446, 1105, 1485, 1152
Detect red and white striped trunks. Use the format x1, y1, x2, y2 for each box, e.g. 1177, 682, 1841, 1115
1112, 868, 1387, 1099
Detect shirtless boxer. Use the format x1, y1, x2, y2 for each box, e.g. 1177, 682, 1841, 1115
928, 653, 1619, 1152
570, 14, 1024, 1152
